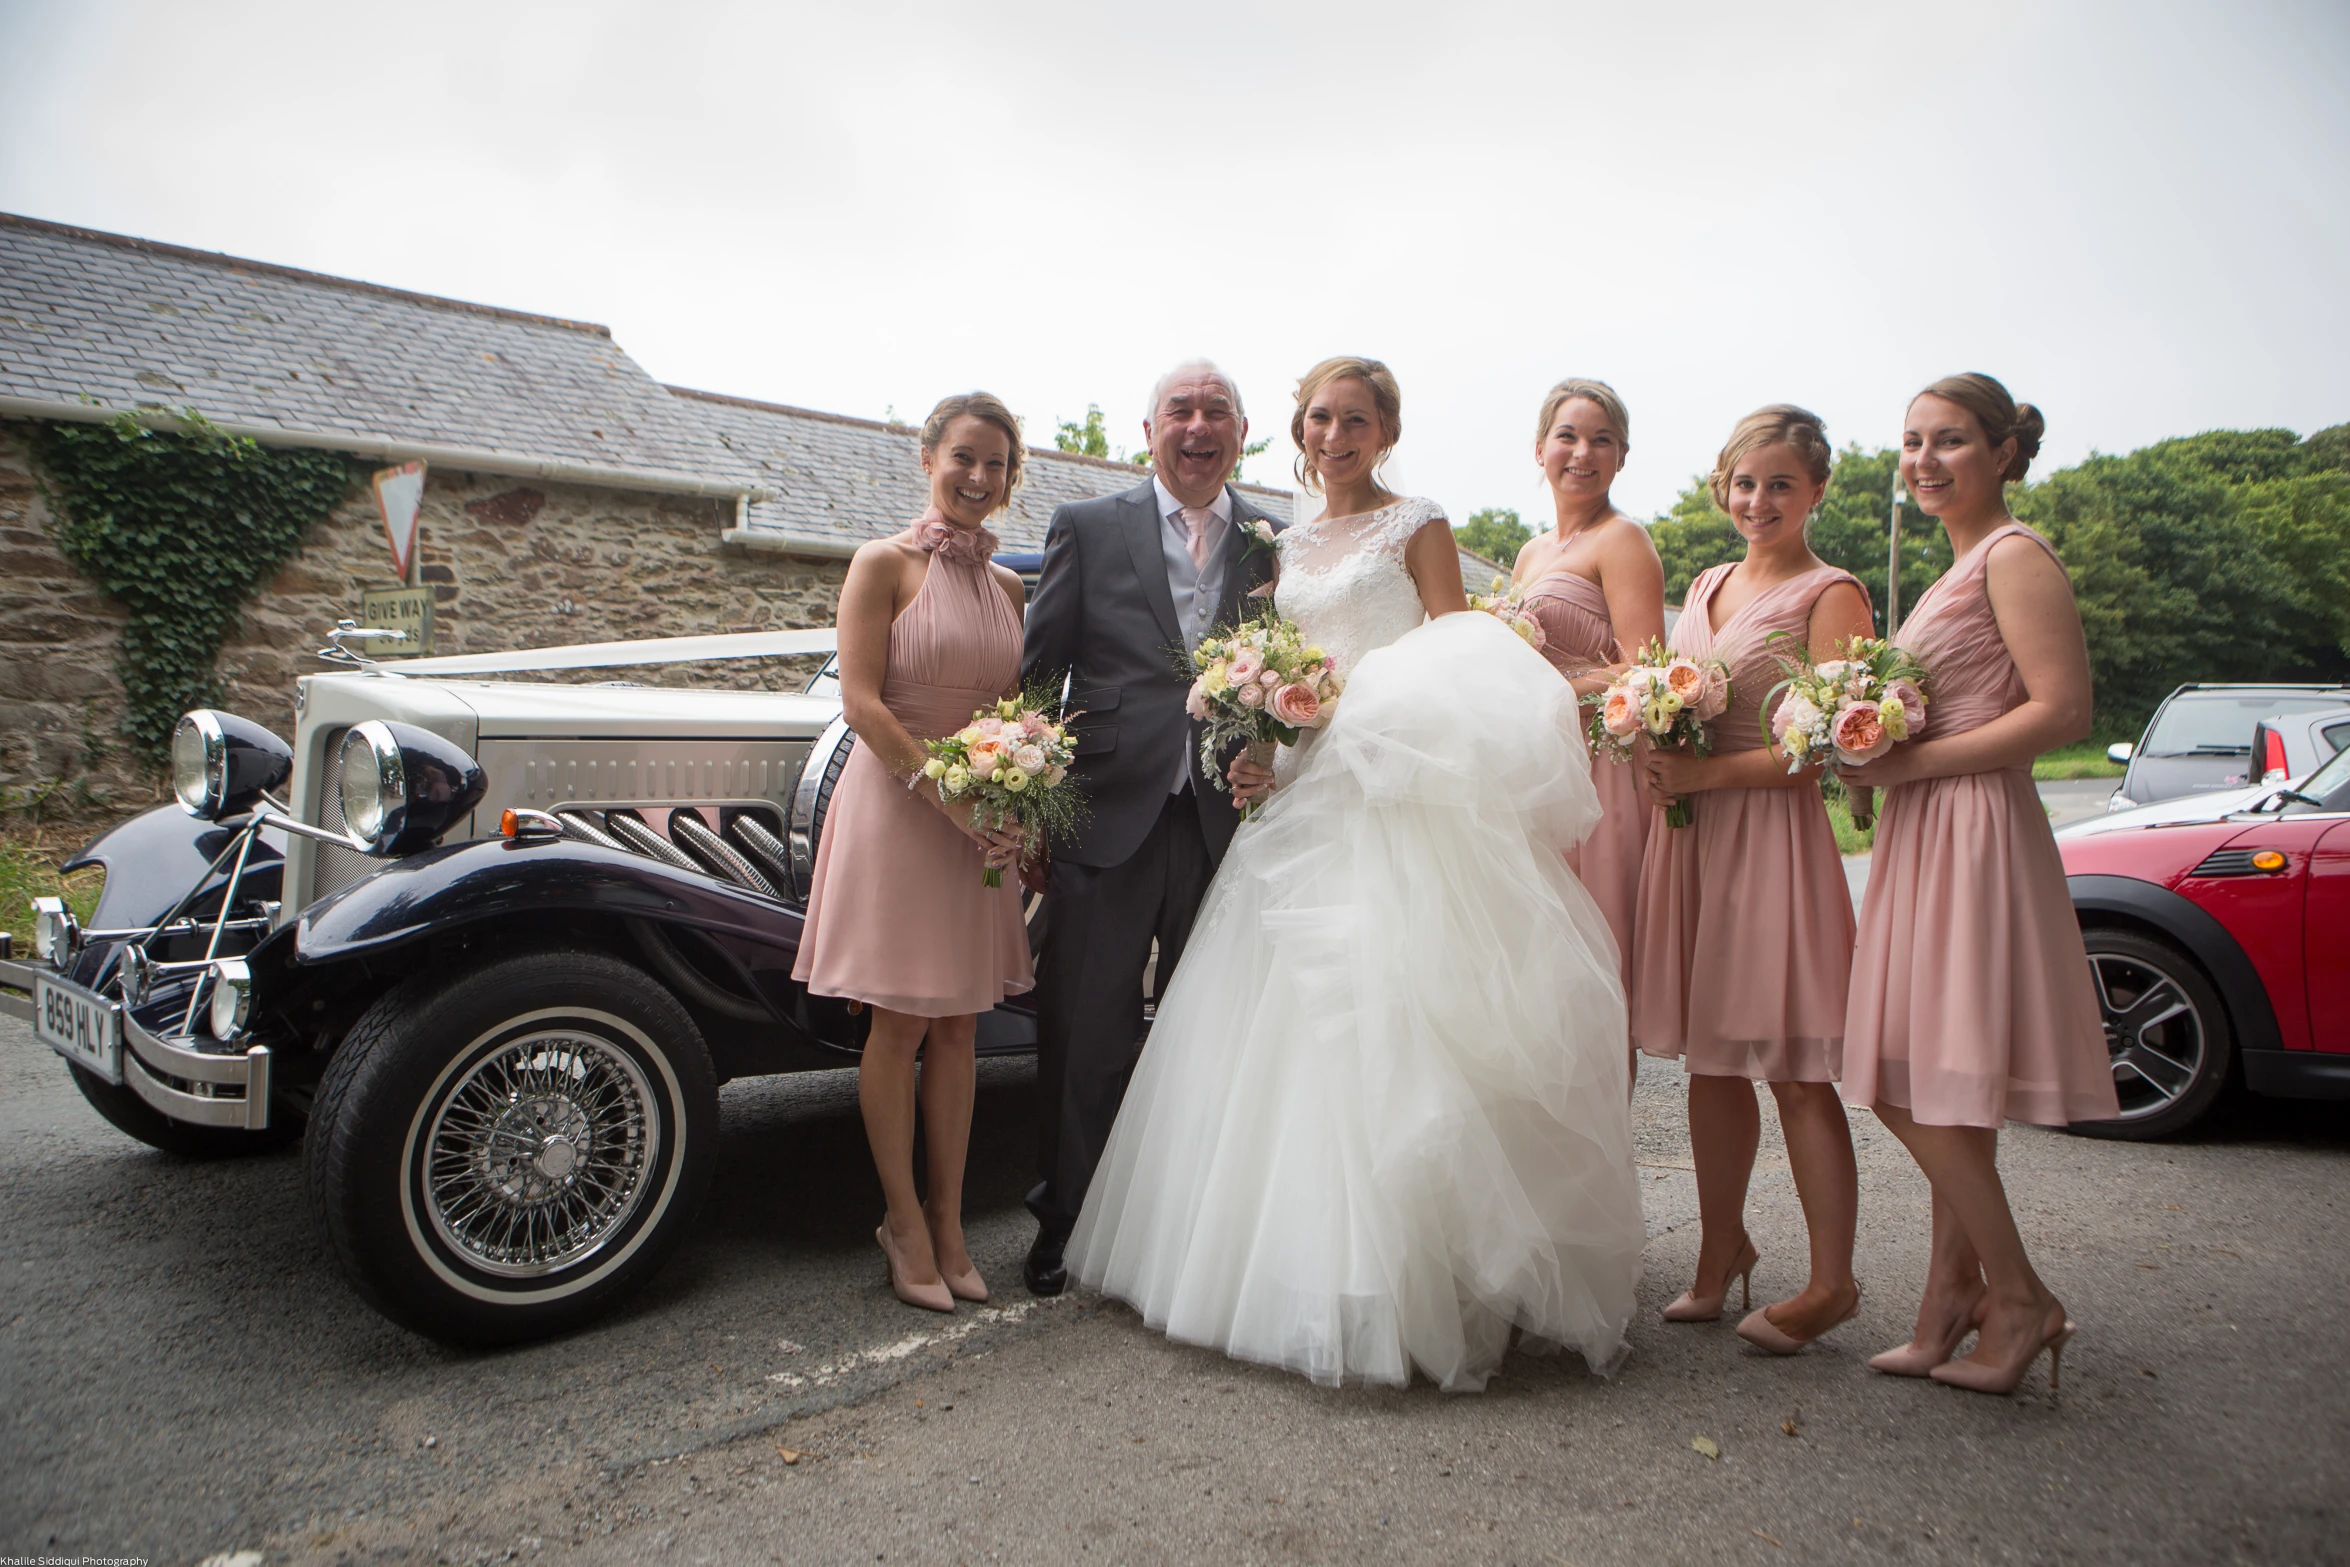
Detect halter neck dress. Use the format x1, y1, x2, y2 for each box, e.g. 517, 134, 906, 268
1629, 562, 1864, 1080
1841, 524, 2117, 1127
1520, 567, 1651, 991
792, 519, 1034, 1018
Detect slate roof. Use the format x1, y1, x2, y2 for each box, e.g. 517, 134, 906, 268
674, 386, 1296, 551
0, 210, 737, 483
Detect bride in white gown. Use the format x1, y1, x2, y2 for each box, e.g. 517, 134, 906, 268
1066, 358, 1644, 1391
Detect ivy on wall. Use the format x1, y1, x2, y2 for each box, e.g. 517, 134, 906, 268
36, 411, 354, 759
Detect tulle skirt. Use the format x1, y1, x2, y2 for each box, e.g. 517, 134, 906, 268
1067, 613, 1645, 1391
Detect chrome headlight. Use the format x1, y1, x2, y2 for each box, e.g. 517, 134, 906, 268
207, 958, 253, 1041
338, 720, 488, 857
31, 896, 79, 964
116, 944, 153, 1006
170, 710, 294, 820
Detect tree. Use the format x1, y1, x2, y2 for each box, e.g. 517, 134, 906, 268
1454, 507, 1532, 567
1054, 405, 1112, 459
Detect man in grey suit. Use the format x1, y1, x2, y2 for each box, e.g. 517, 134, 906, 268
1018, 360, 1281, 1295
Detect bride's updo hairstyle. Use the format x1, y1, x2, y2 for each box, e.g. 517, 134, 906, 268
1708, 404, 1834, 511
1533, 377, 1630, 452
1915, 373, 2045, 483
1291, 356, 1402, 495
920, 391, 1026, 512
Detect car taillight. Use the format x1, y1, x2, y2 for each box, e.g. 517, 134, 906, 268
2261, 726, 2288, 781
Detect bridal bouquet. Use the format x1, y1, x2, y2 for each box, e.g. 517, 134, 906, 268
920, 693, 1086, 886
1185, 611, 1344, 818
1469, 576, 1547, 652
1764, 634, 1930, 829
1586, 638, 1732, 829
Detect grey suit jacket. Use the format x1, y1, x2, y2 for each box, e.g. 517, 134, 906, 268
1021, 481, 1280, 869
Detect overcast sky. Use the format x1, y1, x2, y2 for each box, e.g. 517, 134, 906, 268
3, 0, 2345, 527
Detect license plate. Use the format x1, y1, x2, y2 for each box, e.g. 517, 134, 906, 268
34, 973, 122, 1085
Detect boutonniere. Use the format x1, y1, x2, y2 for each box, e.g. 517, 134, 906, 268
1239, 517, 1282, 596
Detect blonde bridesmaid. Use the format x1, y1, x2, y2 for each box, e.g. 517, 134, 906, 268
1840, 374, 2119, 1394
1510, 378, 1666, 990
793, 392, 1035, 1313
1632, 406, 1874, 1352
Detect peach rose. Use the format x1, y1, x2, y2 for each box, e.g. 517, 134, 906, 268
966, 740, 1005, 775
1601, 687, 1642, 737
1664, 659, 1707, 706
1229, 650, 1263, 682
1185, 678, 1211, 719
1269, 681, 1321, 728
1695, 663, 1730, 721
1831, 699, 1892, 763
1237, 681, 1265, 708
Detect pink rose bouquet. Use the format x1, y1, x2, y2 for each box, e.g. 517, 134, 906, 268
1763, 634, 1932, 829
1585, 637, 1734, 828
1186, 609, 1345, 819
921, 689, 1086, 886
1467, 576, 1547, 652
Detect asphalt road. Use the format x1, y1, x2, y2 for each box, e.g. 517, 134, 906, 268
4, 1009, 2347, 1567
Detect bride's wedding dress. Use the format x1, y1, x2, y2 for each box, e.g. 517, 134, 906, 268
1066, 498, 1644, 1391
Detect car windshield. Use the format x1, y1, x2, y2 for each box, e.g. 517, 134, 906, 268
2282, 740, 2350, 814
2144, 692, 2350, 756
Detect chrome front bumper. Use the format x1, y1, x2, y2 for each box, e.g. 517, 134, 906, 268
5, 955, 272, 1131
122, 1008, 273, 1131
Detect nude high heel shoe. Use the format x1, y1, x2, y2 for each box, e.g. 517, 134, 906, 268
877, 1224, 954, 1314
1662, 1238, 1759, 1323
1930, 1314, 2075, 1398
939, 1260, 989, 1304
1736, 1284, 1861, 1355
1868, 1290, 1989, 1377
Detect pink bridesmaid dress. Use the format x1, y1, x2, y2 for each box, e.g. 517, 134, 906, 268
1630, 563, 1862, 1081
1842, 524, 2118, 1126
792, 519, 1035, 1018
1521, 568, 1650, 989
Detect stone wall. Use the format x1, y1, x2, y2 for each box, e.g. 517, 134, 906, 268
0, 419, 847, 832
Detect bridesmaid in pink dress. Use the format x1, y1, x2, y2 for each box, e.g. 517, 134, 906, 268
1840, 374, 2119, 1396
1632, 407, 1875, 1355
794, 392, 1035, 1313
1509, 379, 1666, 994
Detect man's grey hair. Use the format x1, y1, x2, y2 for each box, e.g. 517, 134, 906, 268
1147, 359, 1245, 421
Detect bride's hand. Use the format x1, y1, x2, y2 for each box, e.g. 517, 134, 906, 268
1228, 752, 1275, 808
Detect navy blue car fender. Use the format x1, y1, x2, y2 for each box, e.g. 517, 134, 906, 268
294, 836, 803, 968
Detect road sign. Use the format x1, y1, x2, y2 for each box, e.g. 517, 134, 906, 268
358, 584, 434, 657
372, 461, 427, 580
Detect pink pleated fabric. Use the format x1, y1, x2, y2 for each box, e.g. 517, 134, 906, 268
1520, 569, 1650, 991
1630, 563, 1862, 1082
1841, 524, 2118, 1127
793, 520, 1034, 1018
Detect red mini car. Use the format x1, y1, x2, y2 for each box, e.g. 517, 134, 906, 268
2057, 741, 2350, 1137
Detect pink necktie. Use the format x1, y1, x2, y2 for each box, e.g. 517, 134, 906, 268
1180, 506, 1213, 571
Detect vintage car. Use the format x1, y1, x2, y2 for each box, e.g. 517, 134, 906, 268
7, 623, 1036, 1346
2058, 737, 2350, 1138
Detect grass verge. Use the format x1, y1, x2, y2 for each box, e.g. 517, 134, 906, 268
0, 832, 106, 944
2033, 741, 2125, 781
1826, 789, 1875, 856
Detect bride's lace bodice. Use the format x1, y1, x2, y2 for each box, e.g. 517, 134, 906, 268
1275, 497, 1447, 677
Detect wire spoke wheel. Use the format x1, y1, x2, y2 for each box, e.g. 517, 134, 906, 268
424, 1029, 657, 1279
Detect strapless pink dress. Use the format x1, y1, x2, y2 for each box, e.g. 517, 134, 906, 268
1521, 569, 1650, 990
1630, 563, 1862, 1081
1842, 524, 2117, 1127
792, 521, 1034, 1018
